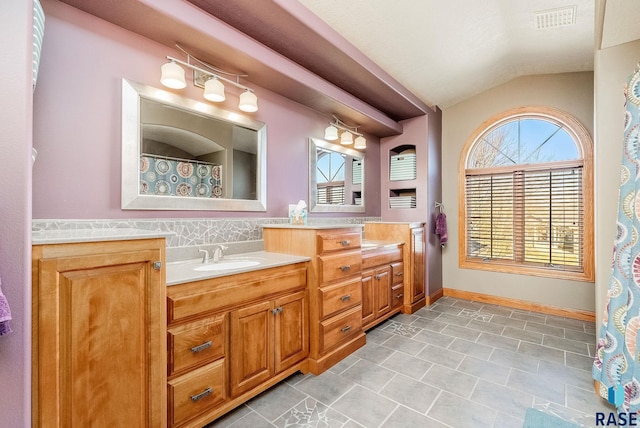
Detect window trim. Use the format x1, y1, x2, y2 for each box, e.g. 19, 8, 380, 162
458, 106, 594, 282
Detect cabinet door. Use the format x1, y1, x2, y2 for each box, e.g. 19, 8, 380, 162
374, 267, 392, 317
37, 248, 164, 428
411, 226, 426, 302
361, 270, 375, 326
274, 290, 309, 373
230, 300, 274, 397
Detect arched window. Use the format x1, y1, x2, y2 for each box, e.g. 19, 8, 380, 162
459, 106, 594, 281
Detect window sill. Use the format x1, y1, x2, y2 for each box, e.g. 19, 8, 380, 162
459, 258, 594, 282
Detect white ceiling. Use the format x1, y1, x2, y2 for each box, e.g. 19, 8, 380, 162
297, 0, 638, 109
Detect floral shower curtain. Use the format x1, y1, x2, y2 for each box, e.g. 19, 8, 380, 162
593, 64, 640, 411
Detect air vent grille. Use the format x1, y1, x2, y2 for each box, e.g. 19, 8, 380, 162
535, 6, 576, 29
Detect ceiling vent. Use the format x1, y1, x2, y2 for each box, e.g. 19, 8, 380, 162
535, 6, 576, 29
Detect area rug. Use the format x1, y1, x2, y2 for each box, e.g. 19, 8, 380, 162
523, 408, 582, 428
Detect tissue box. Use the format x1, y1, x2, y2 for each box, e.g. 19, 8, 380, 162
289, 204, 307, 225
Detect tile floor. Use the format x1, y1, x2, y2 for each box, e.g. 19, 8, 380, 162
206, 296, 612, 428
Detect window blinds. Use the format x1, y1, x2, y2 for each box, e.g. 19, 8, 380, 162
465, 166, 583, 270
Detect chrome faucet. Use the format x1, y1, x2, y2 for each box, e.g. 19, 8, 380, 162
198, 249, 210, 263
211, 245, 228, 262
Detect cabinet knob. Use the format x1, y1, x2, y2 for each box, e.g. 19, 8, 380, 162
190, 387, 212, 402
340, 325, 351, 333
340, 265, 351, 272
340, 294, 351, 302
395, 272, 403, 276
340, 240, 351, 246
396, 293, 404, 299
190, 341, 212, 353
272, 307, 283, 315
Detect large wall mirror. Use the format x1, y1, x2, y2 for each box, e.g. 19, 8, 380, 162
121, 79, 267, 211
309, 138, 365, 213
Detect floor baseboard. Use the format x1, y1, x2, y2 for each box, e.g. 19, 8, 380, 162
441, 288, 595, 322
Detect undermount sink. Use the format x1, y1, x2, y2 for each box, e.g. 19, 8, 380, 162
193, 260, 261, 271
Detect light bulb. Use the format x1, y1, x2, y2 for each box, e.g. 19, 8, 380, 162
239, 90, 258, 112
324, 125, 339, 141
203, 78, 225, 102
340, 131, 353, 145
160, 61, 186, 89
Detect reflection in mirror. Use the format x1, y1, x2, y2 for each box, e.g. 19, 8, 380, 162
309, 138, 365, 213
121, 79, 266, 211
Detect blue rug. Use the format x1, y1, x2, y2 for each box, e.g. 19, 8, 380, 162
523, 408, 581, 428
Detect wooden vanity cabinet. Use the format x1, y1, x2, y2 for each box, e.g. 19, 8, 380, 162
364, 222, 427, 313
263, 226, 366, 375
32, 238, 167, 428
230, 289, 308, 397
166, 263, 308, 428
361, 244, 404, 330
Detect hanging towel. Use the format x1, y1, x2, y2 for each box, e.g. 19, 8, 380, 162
435, 212, 448, 248
0, 277, 12, 336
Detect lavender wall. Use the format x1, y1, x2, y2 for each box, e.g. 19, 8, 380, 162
33, 0, 381, 220
0, 2, 33, 426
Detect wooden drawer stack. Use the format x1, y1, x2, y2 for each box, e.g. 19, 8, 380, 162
264, 226, 366, 375
167, 314, 227, 427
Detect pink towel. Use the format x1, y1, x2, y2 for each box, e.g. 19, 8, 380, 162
435, 212, 448, 248
0, 277, 12, 336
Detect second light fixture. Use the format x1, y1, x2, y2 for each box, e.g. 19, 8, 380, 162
324, 116, 366, 149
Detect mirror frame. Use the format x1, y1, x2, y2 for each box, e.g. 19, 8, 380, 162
121, 79, 267, 211
309, 137, 365, 213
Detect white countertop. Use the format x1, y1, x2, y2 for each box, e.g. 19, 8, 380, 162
32, 228, 174, 245
166, 251, 310, 286
361, 239, 403, 251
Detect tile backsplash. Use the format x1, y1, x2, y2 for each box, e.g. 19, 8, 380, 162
32, 217, 382, 249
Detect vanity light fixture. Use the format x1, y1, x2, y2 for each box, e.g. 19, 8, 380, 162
324, 115, 366, 149
160, 45, 258, 112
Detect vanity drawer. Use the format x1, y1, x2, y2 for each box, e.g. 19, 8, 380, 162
318, 278, 362, 319
392, 283, 404, 310
319, 305, 363, 353
168, 314, 226, 376
317, 231, 362, 253
168, 359, 226, 428
318, 250, 362, 283
391, 262, 404, 286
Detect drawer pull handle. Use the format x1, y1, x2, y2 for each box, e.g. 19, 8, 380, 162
395, 272, 404, 276
340, 240, 351, 246
191, 341, 212, 353
396, 293, 404, 299
375, 273, 386, 280
340, 265, 351, 272
341, 325, 351, 333
191, 387, 212, 402
340, 294, 351, 302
